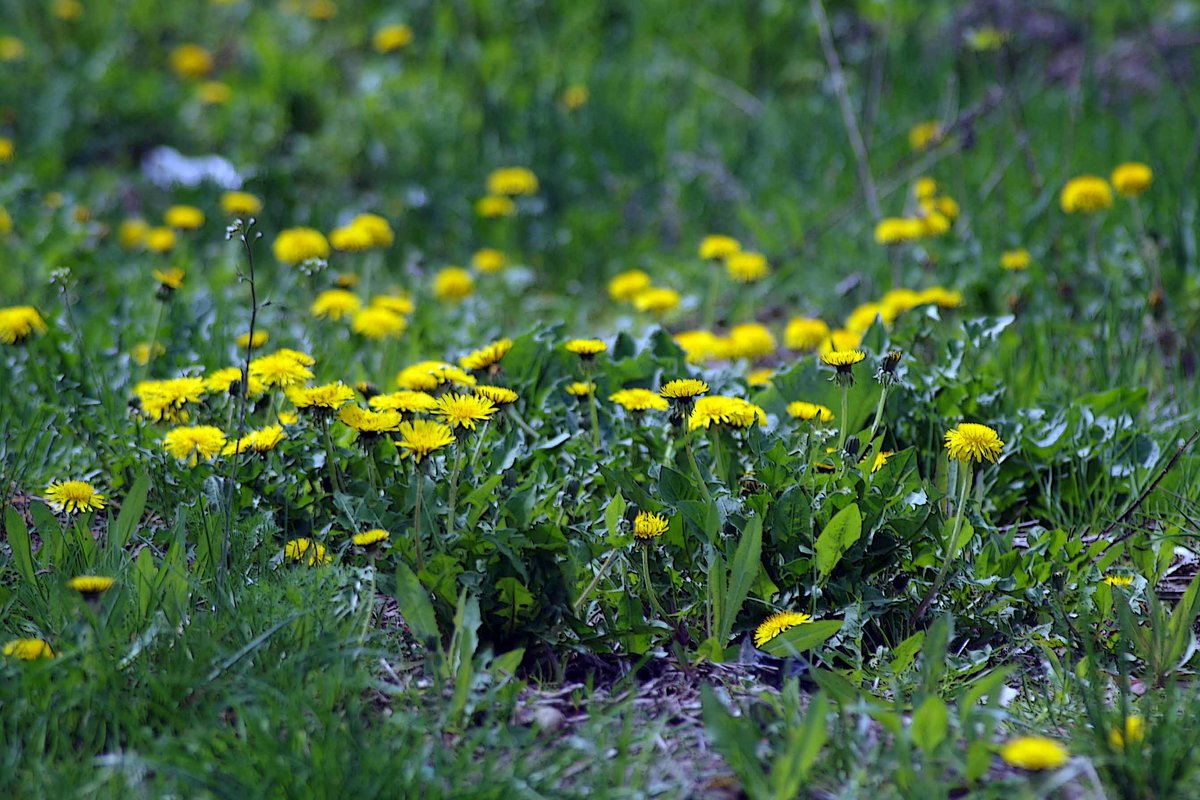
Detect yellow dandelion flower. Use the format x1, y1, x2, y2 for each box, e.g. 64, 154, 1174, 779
688, 396, 767, 431
0, 306, 48, 345
433, 267, 475, 302
610, 388, 669, 413
352, 307, 407, 339
561, 84, 589, 111
944, 422, 1004, 463
875, 217, 924, 245
1102, 574, 1135, 588
753, 610, 813, 648
785, 317, 830, 351
908, 120, 943, 151
565, 338, 607, 358
0, 37, 26, 62
307, 286, 357, 316
350, 213, 394, 248
236, 330, 269, 350
119, 218, 149, 249
249, 351, 315, 388
131, 342, 165, 366
373, 24, 413, 54
284, 538, 332, 565
475, 195, 517, 218
725, 251, 770, 283
1111, 162, 1152, 198
916, 286, 963, 309
433, 392, 497, 430
1108, 716, 1145, 749
845, 303, 883, 335
1001, 248, 1030, 271
395, 419, 456, 462
565, 381, 596, 397
966, 25, 1010, 51
67, 575, 114, 596
220, 191, 263, 216
472, 248, 507, 274
460, 338, 513, 372
337, 405, 401, 437
169, 44, 213, 79
44, 480, 106, 514
223, 424, 287, 456
869, 450, 894, 473
144, 227, 177, 253
370, 390, 438, 415
353, 528, 391, 547
633, 287, 681, 314
305, 0, 337, 20
396, 360, 476, 391
1060, 175, 1113, 214
633, 511, 669, 540
287, 382, 356, 412
787, 402, 834, 423
914, 177, 938, 200
608, 269, 653, 302
660, 379, 708, 400
164, 205, 204, 230
197, 81, 233, 105
487, 166, 539, 196
747, 368, 774, 387
163, 425, 227, 465
203, 367, 265, 397
698, 234, 740, 261
329, 223, 374, 253
999, 737, 1068, 771
3, 638, 54, 660
153, 267, 185, 291
273, 227, 330, 264
727, 323, 776, 360
474, 385, 519, 406
370, 292, 415, 316
673, 330, 719, 364
135, 377, 206, 422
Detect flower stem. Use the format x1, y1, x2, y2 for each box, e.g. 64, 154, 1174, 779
865, 385, 889, 452
446, 441, 465, 541
640, 545, 668, 620
836, 384, 851, 454
913, 464, 973, 621
573, 548, 622, 615
320, 417, 344, 494
412, 465, 426, 572
686, 439, 714, 507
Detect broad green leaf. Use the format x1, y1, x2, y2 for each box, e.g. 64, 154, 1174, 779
814, 503, 862, 580
495, 577, 534, 632
760, 619, 843, 658
5, 506, 38, 590
888, 631, 925, 675
395, 560, 440, 646
604, 492, 626, 544
911, 696, 949, 754
718, 517, 762, 643
113, 474, 150, 551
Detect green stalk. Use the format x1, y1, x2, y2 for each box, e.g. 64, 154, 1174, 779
865, 385, 889, 453
446, 440, 465, 540
573, 548, 622, 615
913, 464, 973, 621
412, 463, 426, 571
639, 545, 668, 620
686, 439, 714, 506
358, 558, 377, 645
320, 416, 344, 494
836, 383, 851, 454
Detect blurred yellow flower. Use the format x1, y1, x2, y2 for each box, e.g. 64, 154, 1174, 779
132, 341, 165, 365
221, 191, 262, 216
608, 269, 652, 302
163, 425, 228, 465
460, 338, 513, 372
198, 81, 232, 105
565, 338, 607, 358
0, 305, 48, 345
1111, 162, 1152, 198
52, 0, 84, 22
370, 390, 438, 415
609, 388, 669, 413
433, 267, 475, 302
287, 382, 356, 412
119, 218, 150, 249
145, 227, 178, 252
351, 306, 407, 339
285, 538, 332, 565
164, 205, 204, 230
785, 317, 830, 351
0, 36, 25, 62
170, 44, 214, 79
914, 177, 938, 200
908, 120, 942, 151
67, 575, 114, 596
565, 381, 596, 397
698, 234, 740, 261
135, 377, 206, 422
329, 223, 374, 252
373, 24, 414, 54
353, 529, 391, 547
370, 292, 414, 316
311, 289, 361, 320
397, 360, 475, 391
660, 379, 708, 400
787, 401, 833, 423
3, 638, 54, 660
0, 138, 13, 163
747, 368, 774, 387
1001, 248, 1030, 271
688, 396, 766, 430
726, 323, 776, 360
1108, 715, 1144, 749
999, 736, 1068, 771
274, 227, 330, 264
561, 84, 589, 111
633, 287, 680, 315
475, 195, 517, 218
1060, 175, 1113, 214
487, 167, 539, 196
236, 330, 269, 350
875, 217, 924, 245
472, 248, 507, 274
673, 329, 719, 364
725, 251, 770, 283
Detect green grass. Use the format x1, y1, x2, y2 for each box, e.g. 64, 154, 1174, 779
5, 1, 1200, 797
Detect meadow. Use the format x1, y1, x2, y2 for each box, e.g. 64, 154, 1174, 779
3, 1, 1200, 797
